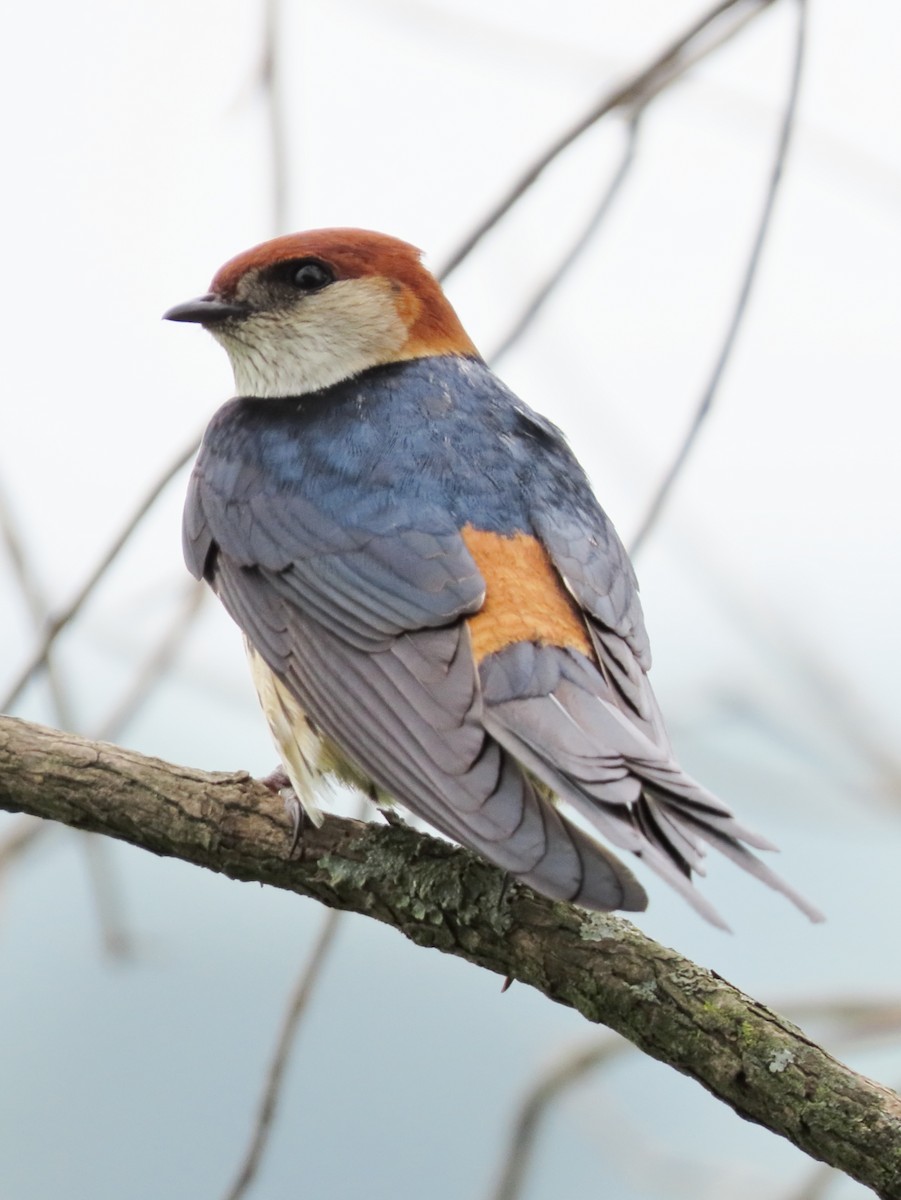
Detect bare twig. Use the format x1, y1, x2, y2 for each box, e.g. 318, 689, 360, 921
79, 833, 131, 957
491, 994, 901, 1200
0, 5, 282, 724
789, 1164, 839, 1200
629, 0, 808, 556
221, 906, 344, 1200
2, 578, 205, 954
74, 580, 207, 954
489, 1036, 629, 1200
94, 581, 206, 743
222, 798, 366, 1200
0, 2, 791, 721
3, 715, 901, 1200
0, 814, 44, 871
261, 0, 289, 234
790, 997, 901, 1044
0, 3, 786, 730
438, 0, 778, 280
1, 481, 77, 886
0, 817, 131, 962
489, 115, 642, 367
672, 533, 901, 791
0, 485, 52, 640
2, 476, 139, 950
0, 480, 77, 729
1, 436, 200, 714
218, 16, 334, 1193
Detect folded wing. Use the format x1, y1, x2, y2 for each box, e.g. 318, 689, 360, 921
185, 449, 648, 912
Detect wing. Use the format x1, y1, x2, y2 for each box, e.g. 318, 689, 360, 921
477, 502, 824, 926
184, 433, 648, 913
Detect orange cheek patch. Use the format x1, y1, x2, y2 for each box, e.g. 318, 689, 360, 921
461, 526, 593, 662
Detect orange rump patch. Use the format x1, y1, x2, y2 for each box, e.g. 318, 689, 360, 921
461, 526, 593, 662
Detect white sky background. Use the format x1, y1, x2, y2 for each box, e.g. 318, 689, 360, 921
1, 2, 900, 1198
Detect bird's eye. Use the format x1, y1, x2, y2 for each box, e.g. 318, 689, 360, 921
290, 259, 335, 292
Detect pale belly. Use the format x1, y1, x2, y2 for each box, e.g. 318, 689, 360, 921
244, 641, 388, 820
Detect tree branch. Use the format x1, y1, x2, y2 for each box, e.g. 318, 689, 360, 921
1, 713, 900, 1198
221, 905, 344, 1200
438, 0, 778, 280
629, 0, 808, 557
489, 1034, 630, 1200
0, 435, 200, 713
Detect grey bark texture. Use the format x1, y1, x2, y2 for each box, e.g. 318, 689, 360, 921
1, 712, 900, 1198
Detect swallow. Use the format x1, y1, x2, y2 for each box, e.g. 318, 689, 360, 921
164, 228, 822, 927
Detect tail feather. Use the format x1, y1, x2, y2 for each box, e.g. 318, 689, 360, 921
480, 643, 823, 926
668, 802, 826, 923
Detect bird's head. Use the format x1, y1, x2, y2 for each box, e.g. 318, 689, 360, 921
164, 228, 479, 397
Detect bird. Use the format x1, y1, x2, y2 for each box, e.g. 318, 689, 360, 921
164, 227, 822, 928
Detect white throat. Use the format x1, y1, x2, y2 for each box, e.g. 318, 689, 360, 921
213, 277, 409, 398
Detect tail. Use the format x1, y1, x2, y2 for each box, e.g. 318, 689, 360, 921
480, 642, 824, 928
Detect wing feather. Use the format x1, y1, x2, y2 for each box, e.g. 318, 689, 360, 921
197, 477, 647, 911
183, 381, 819, 924
481, 642, 824, 925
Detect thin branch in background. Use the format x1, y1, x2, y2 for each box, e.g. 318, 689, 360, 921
0, 484, 44, 623
0, 444, 203, 954
488, 115, 642, 367
488, 1036, 630, 1200
1, 0, 285, 961
438, 0, 778, 281
789, 1164, 839, 1200
0, 2, 782, 723
488, 992, 901, 1200
0, 481, 128, 950
1, 435, 200, 714
671, 531, 901, 791
0, 819, 130, 960
62, 582, 210, 957
261, 0, 288, 235
79, 833, 131, 958
0, 815, 44, 871
0, 581, 208, 955
221, 906, 344, 1200
0, 481, 75, 889
629, 0, 808, 556
0, 0, 793, 724
219, 16, 341, 1194
94, 580, 207, 743
5, 717, 901, 1197
2, 0, 283, 722
790, 997, 901, 1044
0, 480, 77, 729
0, 472, 190, 956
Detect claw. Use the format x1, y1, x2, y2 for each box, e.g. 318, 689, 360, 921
260, 767, 305, 857
284, 790, 306, 858
377, 805, 408, 829
261, 767, 292, 794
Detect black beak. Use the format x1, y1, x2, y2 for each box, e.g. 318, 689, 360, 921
163, 293, 249, 325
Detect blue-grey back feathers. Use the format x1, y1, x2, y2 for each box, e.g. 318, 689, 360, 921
185, 356, 822, 923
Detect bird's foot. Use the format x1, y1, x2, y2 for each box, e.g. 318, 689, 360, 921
284, 792, 307, 858
376, 805, 408, 829
497, 870, 514, 909
261, 766, 291, 794
261, 767, 305, 857
367, 782, 408, 829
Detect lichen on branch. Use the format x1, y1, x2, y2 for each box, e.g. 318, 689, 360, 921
1, 712, 900, 1199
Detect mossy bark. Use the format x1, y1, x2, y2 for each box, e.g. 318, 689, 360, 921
2, 713, 900, 1198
